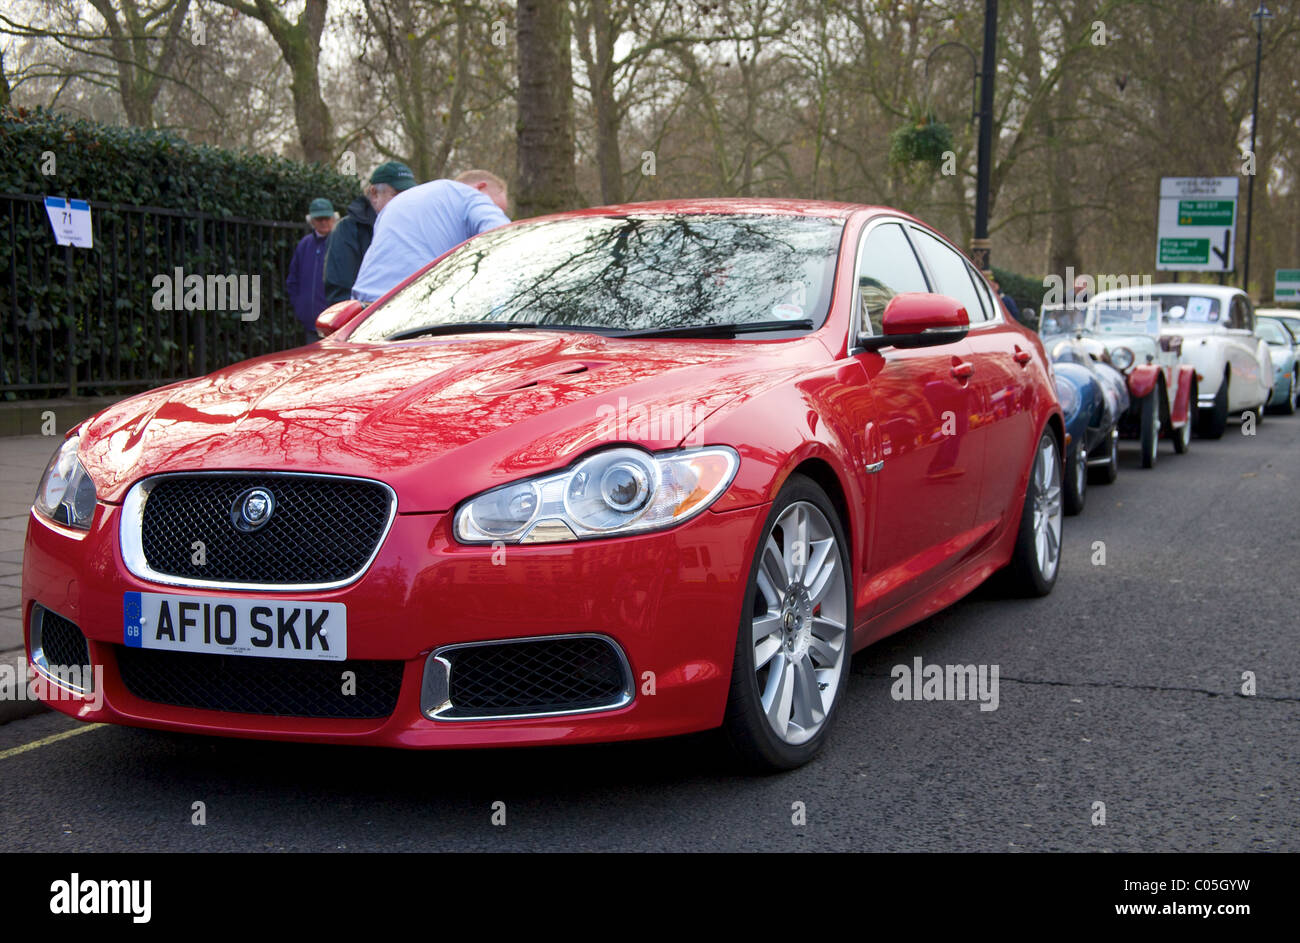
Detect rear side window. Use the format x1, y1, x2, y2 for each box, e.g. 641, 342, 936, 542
1230, 296, 1253, 330
910, 228, 989, 323
855, 222, 930, 335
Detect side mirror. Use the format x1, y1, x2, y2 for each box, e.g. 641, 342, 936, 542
316, 299, 366, 338
858, 293, 970, 351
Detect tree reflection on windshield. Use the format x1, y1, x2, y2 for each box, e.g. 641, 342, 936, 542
350, 213, 845, 341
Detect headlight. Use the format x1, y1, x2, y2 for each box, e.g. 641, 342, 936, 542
33, 435, 97, 529
1054, 378, 1081, 419
1109, 346, 1135, 372
455, 446, 739, 544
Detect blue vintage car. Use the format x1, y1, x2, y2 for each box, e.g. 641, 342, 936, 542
1039, 306, 1129, 515
1256, 314, 1299, 415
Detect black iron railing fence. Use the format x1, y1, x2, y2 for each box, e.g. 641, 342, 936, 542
1, 192, 311, 398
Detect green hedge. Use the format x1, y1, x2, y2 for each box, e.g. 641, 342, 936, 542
1, 108, 361, 398
992, 266, 1044, 323
0, 106, 359, 217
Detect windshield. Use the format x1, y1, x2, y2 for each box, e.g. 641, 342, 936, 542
349, 213, 845, 342
1256, 319, 1291, 346
1157, 294, 1220, 323
1262, 316, 1300, 341
1038, 304, 1087, 336
1085, 298, 1162, 336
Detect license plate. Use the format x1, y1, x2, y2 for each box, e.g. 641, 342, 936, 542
124, 591, 346, 661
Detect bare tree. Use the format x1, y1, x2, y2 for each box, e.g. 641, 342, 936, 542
0, 0, 193, 127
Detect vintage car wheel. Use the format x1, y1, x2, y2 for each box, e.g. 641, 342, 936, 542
723, 475, 852, 771
1140, 392, 1160, 469
1172, 385, 1193, 453
1004, 430, 1062, 597
1063, 442, 1087, 516
1088, 428, 1119, 485
1197, 376, 1229, 439
1284, 370, 1298, 415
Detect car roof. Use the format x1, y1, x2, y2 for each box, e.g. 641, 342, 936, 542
1092, 283, 1245, 303
1257, 308, 1300, 318
523, 198, 903, 223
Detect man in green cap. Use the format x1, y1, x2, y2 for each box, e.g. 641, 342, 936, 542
323, 161, 417, 305
285, 198, 338, 344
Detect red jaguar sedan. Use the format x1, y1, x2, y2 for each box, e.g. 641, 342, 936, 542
24, 199, 1062, 770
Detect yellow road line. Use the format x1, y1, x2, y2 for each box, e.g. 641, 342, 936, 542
0, 723, 105, 761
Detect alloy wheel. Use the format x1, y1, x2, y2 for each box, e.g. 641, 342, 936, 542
1032, 437, 1063, 582
750, 501, 848, 746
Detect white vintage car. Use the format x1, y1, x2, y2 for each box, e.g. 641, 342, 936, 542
1075, 297, 1196, 467
1090, 284, 1272, 438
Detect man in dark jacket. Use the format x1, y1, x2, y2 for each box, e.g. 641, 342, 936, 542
285, 197, 337, 345
323, 161, 417, 304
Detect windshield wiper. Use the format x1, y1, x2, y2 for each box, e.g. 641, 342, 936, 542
385, 321, 611, 341
609, 319, 814, 339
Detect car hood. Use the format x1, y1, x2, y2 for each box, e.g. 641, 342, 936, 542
79, 333, 819, 511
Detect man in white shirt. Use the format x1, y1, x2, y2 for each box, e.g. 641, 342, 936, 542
350, 169, 511, 303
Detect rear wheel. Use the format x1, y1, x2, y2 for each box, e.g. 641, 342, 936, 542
1088, 427, 1119, 485
1286, 370, 1299, 415
1140, 392, 1160, 468
1063, 441, 1087, 515
1003, 430, 1062, 597
1197, 376, 1228, 439
723, 476, 852, 771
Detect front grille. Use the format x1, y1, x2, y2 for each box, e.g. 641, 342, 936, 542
116, 647, 403, 719
444, 636, 629, 717
138, 474, 391, 586
37, 609, 90, 670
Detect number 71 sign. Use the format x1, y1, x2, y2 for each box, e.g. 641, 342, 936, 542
43, 196, 93, 248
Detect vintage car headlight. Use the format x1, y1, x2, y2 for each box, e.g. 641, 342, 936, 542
455, 446, 739, 544
1109, 346, 1135, 372
1054, 377, 1082, 420
33, 435, 97, 529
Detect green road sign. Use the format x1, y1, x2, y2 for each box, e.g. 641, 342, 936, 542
1177, 200, 1235, 226
1159, 238, 1210, 265
1277, 269, 1300, 299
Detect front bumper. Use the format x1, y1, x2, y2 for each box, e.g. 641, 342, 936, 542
21, 498, 767, 749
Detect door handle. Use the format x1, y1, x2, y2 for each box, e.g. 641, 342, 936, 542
951, 361, 975, 381
1013, 348, 1032, 366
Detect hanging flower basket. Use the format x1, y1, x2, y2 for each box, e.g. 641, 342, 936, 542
888, 110, 954, 168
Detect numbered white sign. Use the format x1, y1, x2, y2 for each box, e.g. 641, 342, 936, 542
44, 196, 93, 248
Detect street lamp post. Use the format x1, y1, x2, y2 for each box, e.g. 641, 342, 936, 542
1243, 3, 1272, 297
971, 0, 998, 277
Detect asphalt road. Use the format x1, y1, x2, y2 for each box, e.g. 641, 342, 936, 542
1, 413, 1297, 852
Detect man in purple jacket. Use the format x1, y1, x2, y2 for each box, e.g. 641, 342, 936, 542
285, 198, 337, 345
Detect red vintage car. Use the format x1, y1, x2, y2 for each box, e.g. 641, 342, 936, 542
24, 200, 1063, 770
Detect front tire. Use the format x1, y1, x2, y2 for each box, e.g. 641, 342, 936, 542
1140, 391, 1160, 468
1003, 429, 1063, 597
1063, 441, 1087, 515
1088, 427, 1119, 485
723, 475, 853, 771
1172, 384, 1193, 454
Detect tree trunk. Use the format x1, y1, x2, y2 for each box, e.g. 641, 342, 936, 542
516, 0, 582, 217
587, 0, 624, 204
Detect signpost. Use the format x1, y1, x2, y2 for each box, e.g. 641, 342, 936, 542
1156, 177, 1237, 273
1275, 269, 1300, 301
